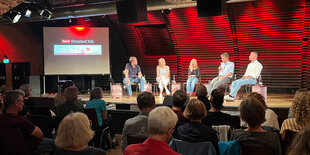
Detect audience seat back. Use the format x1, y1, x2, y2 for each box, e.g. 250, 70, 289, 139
241, 145, 273, 155
169, 138, 217, 155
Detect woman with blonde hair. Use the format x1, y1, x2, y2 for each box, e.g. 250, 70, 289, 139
280, 89, 310, 139
55, 112, 106, 155
186, 59, 200, 95
156, 58, 170, 98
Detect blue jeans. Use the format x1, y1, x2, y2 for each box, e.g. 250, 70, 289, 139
186, 77, 198, 94
123, 77, 145, 95
229, 78, 257, 97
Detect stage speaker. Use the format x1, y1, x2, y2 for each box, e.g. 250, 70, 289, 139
197, 0, 227, 17
116, 0, 148, 24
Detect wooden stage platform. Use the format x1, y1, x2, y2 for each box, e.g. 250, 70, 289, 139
76, 92, 294, 108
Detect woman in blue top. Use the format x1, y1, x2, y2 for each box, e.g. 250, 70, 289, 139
85, 87, 107, 127
187, 59, 200, 95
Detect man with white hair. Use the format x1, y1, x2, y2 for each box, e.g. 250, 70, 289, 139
124, 106, 180, 155
123, 56, 145, 96
225, 52, 263, 101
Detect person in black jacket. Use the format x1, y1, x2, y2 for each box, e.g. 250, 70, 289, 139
178, 99, 219, 155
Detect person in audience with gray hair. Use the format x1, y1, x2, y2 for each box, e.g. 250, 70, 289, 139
124, 106, 180, 155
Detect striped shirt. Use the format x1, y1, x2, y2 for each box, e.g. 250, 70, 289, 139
280, 118, 302, 137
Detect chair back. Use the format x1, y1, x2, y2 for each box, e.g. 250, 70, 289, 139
31, 106, 52, 119
0, 128, 30, 155
127, 135, 147, 145
284, 130, 297, 148
27, 114, 54, 138
84, 108, 100, 130
241, 145, 273, 155
212, 125, 231, 141
169, 139, 217, 155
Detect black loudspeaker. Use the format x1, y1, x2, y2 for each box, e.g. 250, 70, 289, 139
116, 0, 148, 24
163, 95, 173, 107
197, 0, 227, 17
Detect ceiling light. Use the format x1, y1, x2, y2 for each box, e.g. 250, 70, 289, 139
40, 9, 52, 19
7, 10, 22, 23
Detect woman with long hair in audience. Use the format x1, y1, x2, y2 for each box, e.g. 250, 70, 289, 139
55, 112, 106, 155
245, 92, 279, 130
231, 97, 282, 155
156, 58, 170, 98
280, 89, 310, 139
186, 59, 200, 96
177, 99, 219, 154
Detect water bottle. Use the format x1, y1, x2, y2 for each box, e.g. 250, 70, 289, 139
172, 75, 176, 84
259, 75, 263, 85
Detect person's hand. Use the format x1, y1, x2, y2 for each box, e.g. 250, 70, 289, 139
218, 65, 222, 71
241, 76, 247, 79
219, 76, 225, 80
126, 78, 130, 84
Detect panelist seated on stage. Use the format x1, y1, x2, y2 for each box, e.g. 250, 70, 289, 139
225, 51, 263, 101
186, 59, 200, 96
123, 56, 145, 96
156, 58, 170, 98
207, 52, 234, 97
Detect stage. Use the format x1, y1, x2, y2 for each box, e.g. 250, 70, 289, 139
75, 91, 293, 108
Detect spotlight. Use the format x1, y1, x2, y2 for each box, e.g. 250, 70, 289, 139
25, 9, 31, 18
7, 10, 22, 23
40, 9, 52, 19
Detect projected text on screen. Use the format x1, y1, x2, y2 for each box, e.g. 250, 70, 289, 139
54, 45, 102, 55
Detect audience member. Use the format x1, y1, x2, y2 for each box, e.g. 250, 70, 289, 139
54, 112, 106, 155
121, 92, 155, 152
247, 92, 279, 130
280, 89, 310, 139
55, 81, 75, 107
202, 88, 232, 126
196, 84, 211, 111
178, 99, 219, 154
0, 90, 55, 153
0, 84, 8, 114
171, 90, 189, 138
287, 88, 309, 118
85, 87, 116, 148
230, 97, 281, 155
56, 87, 83, 121
18, 84, 36, 116
124, 106, 180, 155
287, 125, 310, 155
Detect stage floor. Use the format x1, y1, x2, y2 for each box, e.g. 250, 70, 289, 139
76, 92, 294, 108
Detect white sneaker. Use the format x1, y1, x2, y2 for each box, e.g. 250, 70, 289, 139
166, 90, 171, 95
224, 95, 230, 100
159, 94, 163, 98
225, 96, 235, 101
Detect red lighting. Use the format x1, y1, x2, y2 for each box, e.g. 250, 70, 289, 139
74, 26, 86, 31
70, 26, 90, 35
